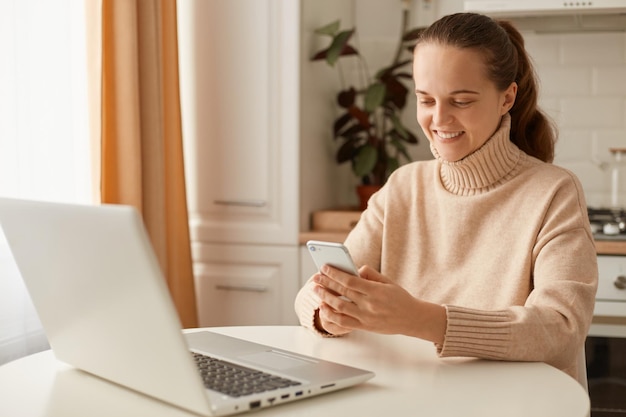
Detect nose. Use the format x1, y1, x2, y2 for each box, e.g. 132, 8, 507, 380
432, 103, 453, 125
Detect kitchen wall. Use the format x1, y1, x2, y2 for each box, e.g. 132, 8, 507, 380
327, 0, 626, 208
524, 31, 626, 207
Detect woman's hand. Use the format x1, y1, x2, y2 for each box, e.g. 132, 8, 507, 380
313, 265, 446, 344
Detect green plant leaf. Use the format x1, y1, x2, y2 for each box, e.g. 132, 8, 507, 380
375, 60, 412, 79
364, 83, 386, 112
353, 145, 377, 177
381, 75, 409, 109
389, 113, 409, 139
314, 20, 340, 37
333, 113, 353, 136
336, 138, 359, 163
388, 121, 419, 145
326, 29, 356, 66
390, 137, 413, 162
337, 122, 367, 140
311, 45, 358, 62
403, 129, 418, 145
386, 156, 400, 174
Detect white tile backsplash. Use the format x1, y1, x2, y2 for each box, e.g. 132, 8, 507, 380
539, 67, 592, 97
560, 97, 624, 128
526, 32, 626, 208
594, 67, 626, 96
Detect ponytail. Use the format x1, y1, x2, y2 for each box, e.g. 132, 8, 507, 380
498, 20, 556, 163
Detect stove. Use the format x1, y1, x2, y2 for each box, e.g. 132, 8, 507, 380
587, 207, 626, 416
588, 207, 626, 241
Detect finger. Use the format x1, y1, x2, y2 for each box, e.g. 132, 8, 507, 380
314, 284, 356, 312
318, 311, 352, 335
319, 303, 359, 333
313, 269, 352, 298
358, 265, 391, 283
312, 272, 342, 296
318, 265, 365, 299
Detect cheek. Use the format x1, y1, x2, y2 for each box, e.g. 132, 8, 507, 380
416, 108, 430, 131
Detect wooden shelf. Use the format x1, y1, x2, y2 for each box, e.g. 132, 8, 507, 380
595, 240, 626, 256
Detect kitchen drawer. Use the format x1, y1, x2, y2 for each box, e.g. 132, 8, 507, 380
191, 243, 299, 327
597, 255, 626, 302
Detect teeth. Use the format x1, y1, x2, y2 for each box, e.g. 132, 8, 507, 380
437, 131, 462, 139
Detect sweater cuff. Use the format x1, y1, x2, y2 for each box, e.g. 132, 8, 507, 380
294, 281, 337, 338
437, 305, 511, 359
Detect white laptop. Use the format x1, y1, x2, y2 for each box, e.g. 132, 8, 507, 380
0, 197, 374, 416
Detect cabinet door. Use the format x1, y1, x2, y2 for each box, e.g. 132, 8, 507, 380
177, 0, 299, 246
193, 243, 300, 327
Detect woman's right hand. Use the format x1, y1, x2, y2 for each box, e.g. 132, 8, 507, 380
312, 272, 352, 336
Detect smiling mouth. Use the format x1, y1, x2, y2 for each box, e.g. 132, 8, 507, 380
436, 131, 463, 140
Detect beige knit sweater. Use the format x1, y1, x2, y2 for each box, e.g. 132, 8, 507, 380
295, 115, 598, 383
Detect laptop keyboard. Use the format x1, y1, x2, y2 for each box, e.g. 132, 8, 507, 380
192, 352, 302, 398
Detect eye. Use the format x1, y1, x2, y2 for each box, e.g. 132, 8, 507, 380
453, 99, 473, 107
418, 98, 435, 106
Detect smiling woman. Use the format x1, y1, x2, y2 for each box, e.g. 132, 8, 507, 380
0, 0, 91, 364
295, 12, 597, 389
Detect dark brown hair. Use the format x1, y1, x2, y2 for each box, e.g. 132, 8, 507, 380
416, 13, 556, 163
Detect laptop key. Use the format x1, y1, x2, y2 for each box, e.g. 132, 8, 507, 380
192, 352, 301, 398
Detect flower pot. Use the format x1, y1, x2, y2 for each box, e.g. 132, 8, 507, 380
356, 185, 381, 211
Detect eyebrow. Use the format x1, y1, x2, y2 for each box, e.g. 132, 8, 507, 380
415, 89, 480, 95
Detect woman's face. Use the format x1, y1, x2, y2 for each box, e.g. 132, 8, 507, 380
413, 43, 517, 162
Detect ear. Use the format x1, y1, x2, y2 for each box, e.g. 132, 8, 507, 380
501, 82, 517, 115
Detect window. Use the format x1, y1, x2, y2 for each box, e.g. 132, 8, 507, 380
0, 0, 91, 364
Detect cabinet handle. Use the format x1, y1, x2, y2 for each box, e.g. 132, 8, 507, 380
213, 199, 267, 207
614, 275, 626, 290
215, 284, 269, 293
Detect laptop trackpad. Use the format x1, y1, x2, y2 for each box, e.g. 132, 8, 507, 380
240, 351, 314, 371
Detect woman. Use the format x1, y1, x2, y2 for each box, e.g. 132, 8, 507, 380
295, 12, 598, 385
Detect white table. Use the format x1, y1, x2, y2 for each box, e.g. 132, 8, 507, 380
0, 326, 589, 417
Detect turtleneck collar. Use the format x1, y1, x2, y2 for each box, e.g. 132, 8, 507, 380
429, 114, 523, 195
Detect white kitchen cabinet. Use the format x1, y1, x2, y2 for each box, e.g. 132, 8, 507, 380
192, 243, 299, 327
177, 0, 300, 326
178, 0, 299, 247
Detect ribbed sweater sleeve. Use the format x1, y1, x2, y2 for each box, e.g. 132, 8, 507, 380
437, 306, 510, 357
294, 278, 341, 337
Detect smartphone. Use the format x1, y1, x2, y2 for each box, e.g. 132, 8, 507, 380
306, 240, 359, 276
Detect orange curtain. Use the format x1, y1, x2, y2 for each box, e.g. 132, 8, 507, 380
90, 0, 198, 328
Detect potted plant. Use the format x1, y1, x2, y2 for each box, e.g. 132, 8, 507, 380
311, 5, 424, 209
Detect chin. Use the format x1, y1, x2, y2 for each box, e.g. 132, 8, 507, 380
435, 148, 465, 163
